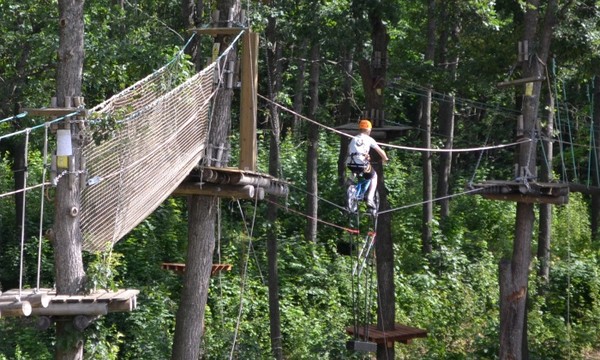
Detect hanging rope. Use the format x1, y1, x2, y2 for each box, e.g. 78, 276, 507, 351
36, 123, 50, 291
229, 195, 261, 360
552, 58, 570, 183
17, 129, 31, 301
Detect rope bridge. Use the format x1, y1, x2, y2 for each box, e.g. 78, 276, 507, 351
79, 36, 237, 252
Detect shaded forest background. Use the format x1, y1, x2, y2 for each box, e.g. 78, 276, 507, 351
1, 0, 600, 359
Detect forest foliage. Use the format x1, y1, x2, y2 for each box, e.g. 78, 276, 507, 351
1, 0, 600, 359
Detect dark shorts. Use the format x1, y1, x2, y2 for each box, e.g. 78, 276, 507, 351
347, 164, 374, 179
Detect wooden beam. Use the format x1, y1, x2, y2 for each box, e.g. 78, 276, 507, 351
108, 298, 136, 313
481, 193, 569, 205
0, 301, 32, 317
31, 302, 108, 316
496, 76, 545, 88
172, 183, 263, 199
21, 108, 85, 117
188, 27, 245, 36
568, 182, 600, 195
239, 31, 259, 171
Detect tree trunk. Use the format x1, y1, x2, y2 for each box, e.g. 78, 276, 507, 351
53, 0, 86, 359
421, 0, 436, 255
292, 39, 308, 134
435, 3, 459, 220
265, 13, 283, 360
353, 7, 393, 359
171, 197, 217, 360
337, 49, 354, 186
537, 93, 554, 289
499, 1, 559, 358
171, 2, 240, 359
592, 75, 600, 242
181, 0, 203, 71
305, 43, 320, 243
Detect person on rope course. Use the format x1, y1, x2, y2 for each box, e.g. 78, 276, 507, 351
346, 119, 389, 209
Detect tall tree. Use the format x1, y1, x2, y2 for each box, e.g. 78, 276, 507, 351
53, 0, 86, 359
265, 10, 284, 359
420, 0, 436, 255
499, 1, 563, 358
305, 42, 320, 243
171, 2, 240, 359
352, 1, 396, 358
435, 0, 459, 221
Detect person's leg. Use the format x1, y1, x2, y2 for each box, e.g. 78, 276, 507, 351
366, 171, 378, 207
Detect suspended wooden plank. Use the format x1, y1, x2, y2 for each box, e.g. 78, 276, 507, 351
161, 263, 232, 276
469, 180, 569, 205
108, 298, 136, 313
346, 323, 427, 347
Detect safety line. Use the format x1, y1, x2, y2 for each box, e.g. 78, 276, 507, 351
257, 93, 531, 153
378, 187, 484, 215
0, 112, 28, 124
264, 198, 360, 234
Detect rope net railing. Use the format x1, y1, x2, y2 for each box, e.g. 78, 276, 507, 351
79, 39, 236, 252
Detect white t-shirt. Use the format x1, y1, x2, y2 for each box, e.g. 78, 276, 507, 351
347, 133, 377, 165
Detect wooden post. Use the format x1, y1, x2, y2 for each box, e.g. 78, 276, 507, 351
239, 31, 258, 171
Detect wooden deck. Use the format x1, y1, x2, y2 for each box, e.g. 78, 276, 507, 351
161, 262, 232, 276
346, 323, 427, 348
0, 288, 139, 318
469, 180, 569, 205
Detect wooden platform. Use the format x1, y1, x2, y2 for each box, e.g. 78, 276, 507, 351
0, 288, 139, 318
469, 180, 569, 205
161, 263, 232, 276
346, 323, 427, 347
173, 166, 289, 199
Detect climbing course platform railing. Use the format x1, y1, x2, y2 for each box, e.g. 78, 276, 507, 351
80, 35, 240, 252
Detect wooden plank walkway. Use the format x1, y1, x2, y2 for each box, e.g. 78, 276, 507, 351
469, 180, 569, 205
0, 288, 139, 318
347, 323, 427, 347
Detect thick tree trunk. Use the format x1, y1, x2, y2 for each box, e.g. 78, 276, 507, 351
171, 197, 217, 360
171, 2, 240, 359
265, 14, 283, 359
53, 0, 86, 359
500, 2, 559, 358
305, 43, 320, 243
353, 9, 394, 360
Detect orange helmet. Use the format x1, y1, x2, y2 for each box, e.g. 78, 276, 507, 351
358, 119, 372, 129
